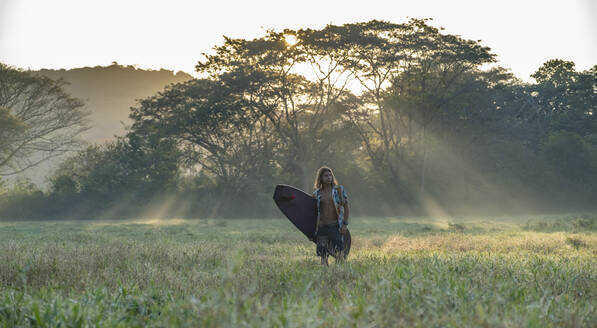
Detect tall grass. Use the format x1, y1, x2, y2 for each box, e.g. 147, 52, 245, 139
1, 215, 595, 327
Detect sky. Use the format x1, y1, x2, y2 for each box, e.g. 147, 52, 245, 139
1, 0, 596, 82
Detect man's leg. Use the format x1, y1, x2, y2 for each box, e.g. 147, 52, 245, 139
316, 232, 329, 266
330, 225, 344, 261
330, 225, 344, 252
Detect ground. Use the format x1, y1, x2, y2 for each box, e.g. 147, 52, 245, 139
1, 214, 595, 327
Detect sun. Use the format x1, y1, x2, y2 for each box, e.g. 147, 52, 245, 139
285, 34, 298, 46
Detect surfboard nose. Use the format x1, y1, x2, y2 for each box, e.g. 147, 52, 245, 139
273, 184, 297, 202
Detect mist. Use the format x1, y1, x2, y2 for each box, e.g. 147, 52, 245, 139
1, 20, 596, 221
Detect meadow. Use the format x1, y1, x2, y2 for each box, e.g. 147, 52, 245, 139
0, 214, 595, 327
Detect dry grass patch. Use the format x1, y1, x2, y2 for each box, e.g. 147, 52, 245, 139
382, 232, 597, 254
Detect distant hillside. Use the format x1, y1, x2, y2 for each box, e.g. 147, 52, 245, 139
13, 63, 193, 188
36, 62, 193, 143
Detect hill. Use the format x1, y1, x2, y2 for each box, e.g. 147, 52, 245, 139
36, 62, 193, 143
13, 63, 193, 187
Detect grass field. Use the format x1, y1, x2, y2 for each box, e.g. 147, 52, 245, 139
1, 214, 596, 327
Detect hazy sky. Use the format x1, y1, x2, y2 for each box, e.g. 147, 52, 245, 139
1, 0, 595, 82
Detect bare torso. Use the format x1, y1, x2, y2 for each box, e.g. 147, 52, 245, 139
319, 188, 337, 226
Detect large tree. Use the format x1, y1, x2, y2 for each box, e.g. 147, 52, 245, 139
196, 32, 358, 191
0, 63, 89, 176
531, 59, 597, 136
129, 78, 280, 193
133, 20, 502, 196
295, 19, 498, 196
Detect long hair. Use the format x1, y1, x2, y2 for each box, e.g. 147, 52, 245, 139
313, 166, 339, 190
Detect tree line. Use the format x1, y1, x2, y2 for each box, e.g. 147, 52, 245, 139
1, 19, 596, 219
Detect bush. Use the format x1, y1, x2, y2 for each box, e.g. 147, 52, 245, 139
542, 131, 594, 182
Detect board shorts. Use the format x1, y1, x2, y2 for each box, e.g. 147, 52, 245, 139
316, 224, 343, 257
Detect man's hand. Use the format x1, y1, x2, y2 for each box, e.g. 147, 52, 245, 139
340, 224, 348, 234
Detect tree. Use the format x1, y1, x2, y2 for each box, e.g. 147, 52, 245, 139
137, 20, 501, 198
129, 78, 280, 193
196, 32, 358, 191
310, 19, 497, 196
0, 63, 89, 176
0, 106, 24, 155
542, 130, 595, 184
531, 60, 597, 136
58, 137, 179, 196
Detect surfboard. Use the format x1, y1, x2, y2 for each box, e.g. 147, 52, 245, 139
273, 184, 318, 240
273, 184, 351, 258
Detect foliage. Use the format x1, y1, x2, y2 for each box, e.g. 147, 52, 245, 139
541, 131, 595, 183
193, 29, 361, 190
523, 215, 597, 232
45, 134, 183, 216
0, 178, 45, 219
531, 60, 597, 136
129, 79, 282, 192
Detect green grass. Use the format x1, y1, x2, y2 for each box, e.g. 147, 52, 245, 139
1, 215, 596, 327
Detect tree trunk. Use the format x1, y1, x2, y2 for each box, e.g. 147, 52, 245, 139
387, 160, 404, 197
301, 163, 312, 193
296, 144, 312, 193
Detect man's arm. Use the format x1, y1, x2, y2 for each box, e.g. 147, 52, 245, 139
340, 202, 350, 233
342, 186, 349, 224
